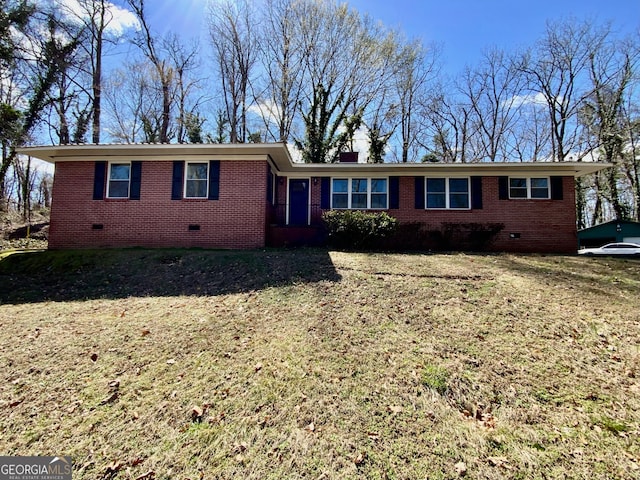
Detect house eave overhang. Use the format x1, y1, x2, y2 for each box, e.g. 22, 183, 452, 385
17, 143, 611, 178
16, 143, 294, 168
277, 161, 613, 178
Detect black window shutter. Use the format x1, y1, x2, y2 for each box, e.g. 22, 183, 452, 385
389, 176, 399, 209
471, 176, 483, 209
550, 176, 563, 200
208, 160, 220, 200
93, 161, 106, 200
498, 176, 509, 200
130, 161, 142, 200
320, 177, 330, 209
414, 176, 424, 209
171, 161, 184, 200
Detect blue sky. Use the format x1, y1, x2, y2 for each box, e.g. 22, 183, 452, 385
348, 0, 639, 71
142, 0, 639, 74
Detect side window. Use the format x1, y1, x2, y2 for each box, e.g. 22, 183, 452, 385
107, 163, 131, 198
185, 162, 209, 198
510, 177, 549, 199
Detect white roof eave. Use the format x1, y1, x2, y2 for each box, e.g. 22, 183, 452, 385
16, 143, 611, 178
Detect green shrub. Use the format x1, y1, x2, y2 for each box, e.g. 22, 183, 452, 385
322, 210, 398, 250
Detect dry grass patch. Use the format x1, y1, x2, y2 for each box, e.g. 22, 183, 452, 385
0, 249, 639, 479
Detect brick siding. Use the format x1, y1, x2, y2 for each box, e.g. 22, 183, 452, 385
305, 175, 577, 253
49, 160, 268, 249
50, 162, 578, 253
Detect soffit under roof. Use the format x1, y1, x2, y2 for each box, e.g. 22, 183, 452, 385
17, 143, 611, 178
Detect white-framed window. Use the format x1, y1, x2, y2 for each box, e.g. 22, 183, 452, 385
425, 177, 470, 209
107, 163, 131, 198
185, 162, 209, 198
331, 178, 388, 209
509, 177, 549, 199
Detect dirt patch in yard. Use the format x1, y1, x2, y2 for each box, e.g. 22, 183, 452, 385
0, 210, 49, 250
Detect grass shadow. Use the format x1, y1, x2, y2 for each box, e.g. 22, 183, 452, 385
489, 254, 640, 297
0, 247, 341, 304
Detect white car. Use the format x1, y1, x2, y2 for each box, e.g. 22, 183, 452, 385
578, 242, 640, 256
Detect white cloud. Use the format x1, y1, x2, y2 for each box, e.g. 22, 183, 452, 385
249, 100, 282, 127
508, 92, 548, 108
350, 126, 370, 162
56, 0, 140, 36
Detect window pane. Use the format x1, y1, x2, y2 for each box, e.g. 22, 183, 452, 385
426, 178, 446, 193
510, 178, 527, 189
449, 178, 468, 193
531, 188, 549, 198
332, 193, 348, 208
352, 193, 367, 209
187, 163, 208, 180
352, 179, 368, 193
450, 193, 469, 209
108, 180, 129, 198
371, 179, 387, 193
531, 177, 549, 198
510, 177, 527, 198
427, 193, 446, 209
333, 179, 348, 193
110, 164, 130, 180
371, 193, 387, 209
186, 179, 207, 198
530, 178, 548, 188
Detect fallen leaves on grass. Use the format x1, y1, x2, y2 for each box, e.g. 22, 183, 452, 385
191, 405, 204, 422
134, 471, 155, 480
2, 250, 640, 479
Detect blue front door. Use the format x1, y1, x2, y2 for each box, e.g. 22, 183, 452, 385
289, 179, 309, 225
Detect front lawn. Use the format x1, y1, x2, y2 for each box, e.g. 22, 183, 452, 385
0, 249, 638, 479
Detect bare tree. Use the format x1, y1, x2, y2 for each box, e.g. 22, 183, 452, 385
391, 39, 439, 163
103, 60, 159, 142
583, 36, 638, 220
293, 1, 399, 163
254, 0, 305, 142
422, 83, 475, 163
67, 0, 118, 144
208, 0, 258, 143
165, 34, 203, 144
127, 0, 174, 143
621, 89, 640, 221
520, 19, 608, 161
459, 48, 526, 162
0, 3, 81, 210
508, 97, 551, 162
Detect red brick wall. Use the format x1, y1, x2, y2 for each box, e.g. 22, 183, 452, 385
304, 175, 577, 253
49, 160, 268, 249
390, 176, 577, 253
